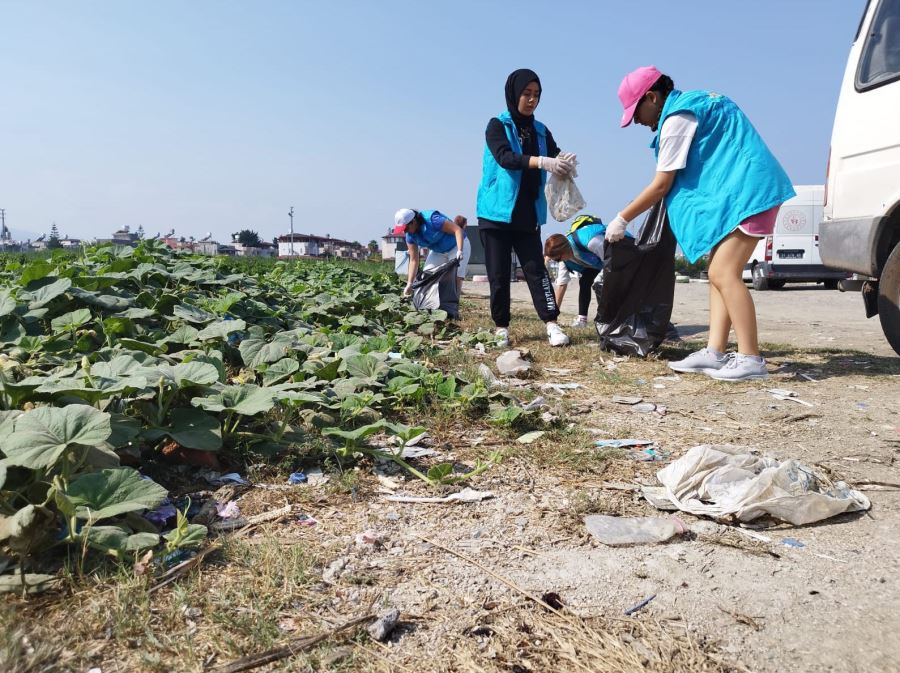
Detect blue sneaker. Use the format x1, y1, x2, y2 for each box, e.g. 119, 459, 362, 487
706, 354, 768, 381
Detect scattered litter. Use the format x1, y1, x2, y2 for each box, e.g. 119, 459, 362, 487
478, 363, 499, 386
543, 367, 573, 376
517, 430, 546, 444
144, 502, 177, 527
653, 374, 681, 382
306, 469, 330, 486
767, 389, 814, 407
387, 352, 403, 360
656, 444, 871, 525
629, 447, 671, 462
522, 396, 546, 411
215, 501, 241, 519
399, 446, 438, 459
540, 382, 581, 393
856, 402, 869, 411
584, 514, 687, 546
384, 488, 494, 504
295, 513, 317, 527
799, 372, 818, 382
402, 431, 429, 447
595, 438, 655, 449
655, 404, 668, 416
181, 606, 202, 620
210, 503, 293, 533
633, 402, 657, 413
376, 472, 402, 491
612, 395, 643, 405
496, 350, 531, 376
200, 471, 250, 486
624, 594, 657, 616
734, 527, 773, 544
367, 608, 401, 642
782, 537, 805, 549
288, 472, 307, 485
641, 486, 680, 510
653, 384, 665, 389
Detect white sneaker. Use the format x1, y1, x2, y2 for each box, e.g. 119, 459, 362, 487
495, 328, 510, 348
669, 348, 729, 373
546, 322, 570, 347
706, 353, 769, 381
571, 315, 589, 328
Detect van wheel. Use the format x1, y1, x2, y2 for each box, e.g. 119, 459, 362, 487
878, 244, 900, 356
769, 280, 786, 289
823, 279, 839, 290
751, 265, 769, 291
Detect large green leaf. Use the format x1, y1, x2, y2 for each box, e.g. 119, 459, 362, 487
261, 358, 300, 386
164, 325, 200, 344
67, 468, 168, 521
2, 406, 112, 470
163, 523, 207, 549
239, 337, 293, 367
50, 308, 92, 333
146, 408, 222, 451
27, 277, 72, 309
196, 319, 246, 341
191, 385, 275, 416
172, 361, 219, 388
0, 290, 16, 318
323, 420, 387, 444
172, 303, 217, 324
83, 525, 160, 555
0, 573, 60, 595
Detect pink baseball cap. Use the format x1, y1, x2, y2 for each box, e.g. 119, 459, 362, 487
618, 65, 662, 128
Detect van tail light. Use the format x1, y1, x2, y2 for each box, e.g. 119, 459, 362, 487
765, 236, 773, 263
823, 147, 831, 207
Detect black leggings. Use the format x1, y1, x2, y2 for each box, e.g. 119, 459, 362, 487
578, 268, 600, 316
479, 227, 559, 327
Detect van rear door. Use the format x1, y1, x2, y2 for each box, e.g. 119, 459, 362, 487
772, 188, 819, 268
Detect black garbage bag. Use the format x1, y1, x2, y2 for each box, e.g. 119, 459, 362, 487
411, 257, 460, 319
593, 201, 676, 356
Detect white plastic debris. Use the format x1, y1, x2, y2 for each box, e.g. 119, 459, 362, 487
656, 444, 871, 525
496, 350, 531, 376
384, 488, 494, 504
584, 514, 686, 546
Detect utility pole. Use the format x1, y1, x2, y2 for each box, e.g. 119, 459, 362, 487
288, 206, 294, 258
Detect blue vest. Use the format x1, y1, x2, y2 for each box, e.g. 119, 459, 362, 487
406, 209, 457, 253
653, 90, 795, 262
567, 222, 606, 270
476, 111, 549, 226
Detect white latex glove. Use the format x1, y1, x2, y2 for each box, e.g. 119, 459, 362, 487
539, 155, 574, 177
605, 213, 628, 242
403, 281, 413, 297
455, 249, 464, 262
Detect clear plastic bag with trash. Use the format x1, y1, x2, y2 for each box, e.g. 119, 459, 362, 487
545, 152, 586, 222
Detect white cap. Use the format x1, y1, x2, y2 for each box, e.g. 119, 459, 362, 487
394, 208, 415, 227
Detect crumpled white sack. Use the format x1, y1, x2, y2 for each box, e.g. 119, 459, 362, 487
656, 444, 870, 525
545, 154, 586, 222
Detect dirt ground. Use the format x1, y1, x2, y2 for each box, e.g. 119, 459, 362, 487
6, 281, 899, 673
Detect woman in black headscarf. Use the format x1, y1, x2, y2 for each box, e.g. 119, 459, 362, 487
476, 68, 576, 347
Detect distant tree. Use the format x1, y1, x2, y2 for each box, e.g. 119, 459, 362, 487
237, 229, 261, 247
47, 222, 62, 249
367, 239, 379, 253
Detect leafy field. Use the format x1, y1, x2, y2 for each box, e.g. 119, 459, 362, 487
0, 243, 505, 595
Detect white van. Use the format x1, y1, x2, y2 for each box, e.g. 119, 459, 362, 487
743, 185, 848, 290
819, 0, 900, 355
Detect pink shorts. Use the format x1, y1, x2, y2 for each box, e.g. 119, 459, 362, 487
737, 205, 779, 237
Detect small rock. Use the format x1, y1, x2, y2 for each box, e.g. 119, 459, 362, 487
367, 608, 401, 642
323, 557, 349, 584
690, 521, 726, 536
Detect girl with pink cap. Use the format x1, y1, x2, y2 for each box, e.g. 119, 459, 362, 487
608, 66, 795, 381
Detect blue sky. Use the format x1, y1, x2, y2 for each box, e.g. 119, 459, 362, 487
0, 0, 866, 244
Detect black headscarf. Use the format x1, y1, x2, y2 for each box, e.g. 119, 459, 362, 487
504, 68, 541, 129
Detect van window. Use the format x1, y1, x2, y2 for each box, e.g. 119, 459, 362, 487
857, 0, 900, 90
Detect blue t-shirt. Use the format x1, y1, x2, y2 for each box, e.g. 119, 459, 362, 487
406, 211, 456, 253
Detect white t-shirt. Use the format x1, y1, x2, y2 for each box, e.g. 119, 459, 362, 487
656, 112, 698, 172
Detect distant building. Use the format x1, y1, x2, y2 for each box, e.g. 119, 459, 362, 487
276, 234, 368, 260
380, 230, 407, 260
96, 225, 143, 247
232, 241, 276, 257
